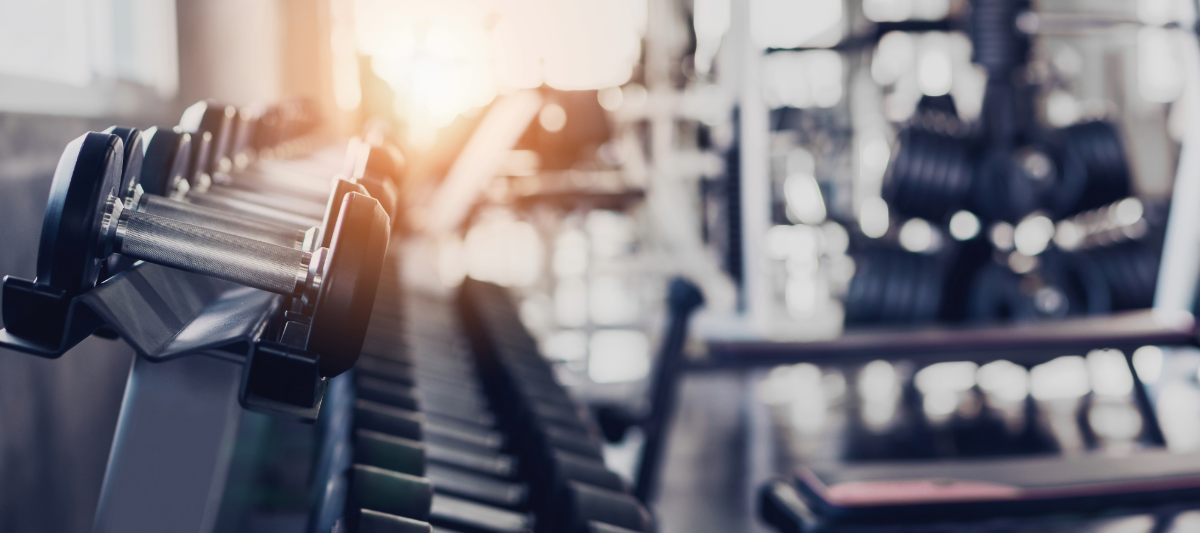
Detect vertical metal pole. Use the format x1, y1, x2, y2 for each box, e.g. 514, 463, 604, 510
731, 0, 771, 330
93, 354, 244, 533
634, 279, 705, 503
1154, 15, 1200, 312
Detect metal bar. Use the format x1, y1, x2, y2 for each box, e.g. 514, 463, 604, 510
92, 354, 244, 533
700, 309, 1196, 369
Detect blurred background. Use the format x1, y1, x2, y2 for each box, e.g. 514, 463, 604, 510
1, 0, 1199, 531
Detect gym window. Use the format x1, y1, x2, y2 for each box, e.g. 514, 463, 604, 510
0, 0, 178, 117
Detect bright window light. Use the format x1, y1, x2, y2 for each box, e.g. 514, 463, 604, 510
871, 31, 914, 86
588, 329, 651, 383
751, 0, 842, 49
1031, 356, 1090, 401
1086, 349, 1133, 397
543, 330, 588, 362
555, 277, 588, 328
1138, 27, 1184, 103
538, 103, 568, 132
356, 0, 646, 136
864, 0, 912, 22
915, 361, 978, 394
1132, 346, 1164, 383
464, 215, 545, 287
784, 173, 827, 225
763, 50, 844, 109
858, 360, 899, 402
859, 197, 890, 238
917, 47, 953, 97
977, 360, 1030, 403
589, 276, 640, 326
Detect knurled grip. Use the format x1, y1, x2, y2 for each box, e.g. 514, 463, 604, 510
115, 210, 308, 295
140, 195, 305, 248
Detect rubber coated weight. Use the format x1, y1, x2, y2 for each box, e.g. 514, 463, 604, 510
320, 179, 370, 249
179, 100, 236, 179
425, 464, 528, 509
545, 450, 626, 496
355, 429, 427, 476
430, 493, 533, 533
103, 126, 144, 203
360, 178, 400, 220
364, 143, 406, 185
844, 246, 943, 325
120, 124, 315, 249
102, 126, 146, 276
36, 132, 122, 295
1061, 120, 1132, 215
357, 509, 432, 533
588, 523, 643, 533
309, 191, 389, 375
562, 482, 652, 533
356, 400, 425, 441
140, 127, 192, 197
351, 464, 433, 521
883, 128, 974, 221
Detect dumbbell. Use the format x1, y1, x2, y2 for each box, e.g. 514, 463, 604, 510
230, 137, 403, 222
105, 126, 317, 250
357, 374, 497, 428
139, 122, 328, 230
38, 131, 389, 376
551, 482, 652, 533
346, 367, 537, 528
166, 101, 343, 223
966, 250, 1110, 321
463, 298, 651, 533
175, 101, 404, 222
410, 296, 644, 532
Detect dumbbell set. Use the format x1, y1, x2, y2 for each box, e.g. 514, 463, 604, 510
2, 94, 652, 530
304, 270, 654, 533
460, 279, 655, 533
1, 98, 415, 414
842, 0, 1157, 327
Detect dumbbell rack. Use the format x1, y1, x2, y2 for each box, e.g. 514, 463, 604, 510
0, 259, 325, 531
301, 264, 656, 532
0, 240, 654, 532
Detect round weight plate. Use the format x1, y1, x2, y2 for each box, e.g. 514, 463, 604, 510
364, 144, 406, 185
36, 132, 123, 295
320, 178, 369, 249
308, 192, 391, 376
360, 177, 399, 220
141, 127, 192, 197
104, 126, 143, 202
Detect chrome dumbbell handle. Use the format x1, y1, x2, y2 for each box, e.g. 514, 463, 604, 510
138, 194, 307, 249
106, 199, 317, 297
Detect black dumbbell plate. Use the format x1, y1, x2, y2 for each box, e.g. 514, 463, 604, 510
37, 132, 122, 295
309, 192, 390, 376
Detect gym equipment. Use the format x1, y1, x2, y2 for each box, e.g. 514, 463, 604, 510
882, 126, 975, 222
301, 270, 659, 533
107, 126, 316, 250
844, 245, 945, 325
966, 250, 1111, 321
36, 131, 390, 376
171, 101, 404, 224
